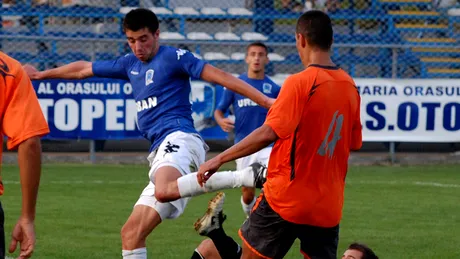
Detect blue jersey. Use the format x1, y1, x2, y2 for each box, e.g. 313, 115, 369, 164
216, 73, 280, 144
92, 46, 206, 151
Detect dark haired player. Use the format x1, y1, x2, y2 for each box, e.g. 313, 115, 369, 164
196, 10, 362, 259
26, 8, 273, 259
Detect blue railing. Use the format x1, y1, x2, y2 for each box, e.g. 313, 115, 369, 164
2, 1, 460, 78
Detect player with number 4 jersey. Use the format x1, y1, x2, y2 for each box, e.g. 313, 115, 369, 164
197, 10, 362, 259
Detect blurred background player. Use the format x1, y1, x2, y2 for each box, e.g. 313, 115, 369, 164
197, 10, 362, 259
0, 52, 50, 259
25, 8, 272, 259
214, 42, 280, 217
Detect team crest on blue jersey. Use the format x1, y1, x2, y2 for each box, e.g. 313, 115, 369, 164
176, 49, 187, 60
145, 69, 154, 86
263, 83, 272, 94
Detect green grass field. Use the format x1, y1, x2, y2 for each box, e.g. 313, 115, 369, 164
1, 163, 459, 258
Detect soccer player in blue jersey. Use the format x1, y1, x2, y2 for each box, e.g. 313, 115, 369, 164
27, 8, 272, 259
214, 42, 280, 217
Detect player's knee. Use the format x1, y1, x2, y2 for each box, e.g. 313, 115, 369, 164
155, 179, 181, 202
154, 189, 172, 203
154, 167, 182, 202
197, 239, 220, 259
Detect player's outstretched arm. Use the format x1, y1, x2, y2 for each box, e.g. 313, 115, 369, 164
201, 64, 275, 109
17, 137, 42, 224
218, 124, 277, 163
197, 124, 278, 184
25, 61, 94, 80
8, 136, 42, 259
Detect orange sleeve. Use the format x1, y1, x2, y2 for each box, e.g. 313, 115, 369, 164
264, 75, 310, 139
2, 65, 50, 150
351, 94, 362, 150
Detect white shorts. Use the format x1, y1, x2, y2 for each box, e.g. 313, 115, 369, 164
235, 146, 272, 171
134, 131, 208, 220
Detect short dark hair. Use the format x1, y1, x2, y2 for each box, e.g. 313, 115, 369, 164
246, 42, 269, 55
123, 8, 159, 34
347, 243, 379, 259
296, 10, 333, 51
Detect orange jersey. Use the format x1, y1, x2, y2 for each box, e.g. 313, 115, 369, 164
264, 64, 362, 227
0, 52, 50, 195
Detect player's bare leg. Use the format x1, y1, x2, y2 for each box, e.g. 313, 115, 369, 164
121, 205, 162, 258
121, 167, 182, 259
149, 165, 258, 203
177, 163, 267, 200
153, 166, 184, 202
241, 187, 256, 217
149, 163, 267, 203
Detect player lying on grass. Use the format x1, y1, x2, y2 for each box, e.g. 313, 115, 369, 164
24, 8, 274, 259
191, 193, 378, 259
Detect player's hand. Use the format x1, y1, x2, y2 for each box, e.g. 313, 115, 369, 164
22, 64, 42, 80
197, 157, 223, 187
217, 118, 234, 132
9, 217, 36, 259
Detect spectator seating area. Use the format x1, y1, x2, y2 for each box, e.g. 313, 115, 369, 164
1, 0, 460, 78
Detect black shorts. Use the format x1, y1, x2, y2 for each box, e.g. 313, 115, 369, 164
239, 194, 339, 259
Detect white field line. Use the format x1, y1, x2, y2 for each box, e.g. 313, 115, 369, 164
2, 180, 146, 185
346, 180, 460, 188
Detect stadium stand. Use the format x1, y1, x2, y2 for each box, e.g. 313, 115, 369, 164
1, 0, 459, 78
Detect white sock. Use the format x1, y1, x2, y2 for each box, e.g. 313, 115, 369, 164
241, 196, 256, 217
177, 167, 254, 198
122, 248, 147, 259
